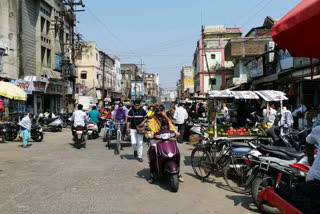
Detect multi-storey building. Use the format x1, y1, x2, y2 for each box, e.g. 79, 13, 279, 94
120, 64, 138, 99
0, 0, 75, 114
193, 25, 242, 94
143, 72, 159, 102
180, 66, 194, 99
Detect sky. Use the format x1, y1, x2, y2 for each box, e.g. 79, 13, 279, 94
77, 0, 301, 89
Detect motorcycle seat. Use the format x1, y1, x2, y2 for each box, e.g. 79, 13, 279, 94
260, 145, 305, 160
45, 117, 59, 124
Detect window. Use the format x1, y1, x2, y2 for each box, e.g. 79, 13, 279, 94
46, 20, 50, 34
210, 78, 216, 85
41, 17, 45, 33
41, 46, 46, 65
66, 33, 69, 42
96, 53, 98, 61
211, 54, 216, 59
47, 49, 51, 66
81, 72, 87, 79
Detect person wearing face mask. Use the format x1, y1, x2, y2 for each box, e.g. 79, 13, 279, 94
113, 102, 129, 139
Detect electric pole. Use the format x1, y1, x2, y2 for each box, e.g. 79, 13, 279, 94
202, 25, 213, 90
100, 52, 106, 107
57, 0, 85, 112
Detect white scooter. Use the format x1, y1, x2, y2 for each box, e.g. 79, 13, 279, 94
37, 112, 63, 132
87, 121, 99, 140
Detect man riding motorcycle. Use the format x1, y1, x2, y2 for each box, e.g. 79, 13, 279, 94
70, 104, 89, 136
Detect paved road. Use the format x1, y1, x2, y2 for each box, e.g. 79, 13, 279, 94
0, 130, 259, 214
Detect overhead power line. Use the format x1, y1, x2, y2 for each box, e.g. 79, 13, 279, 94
85, 6, 141, 59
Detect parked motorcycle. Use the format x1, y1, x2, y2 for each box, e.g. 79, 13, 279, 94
4, 121, 19, 141
31, 123, 44, 142
149, 130, 181, 192
249, 155, 309, 214
57, 113, 72, 128
73, 125, 86, 149
37, 113, 63, 132
87, 122, 99, 140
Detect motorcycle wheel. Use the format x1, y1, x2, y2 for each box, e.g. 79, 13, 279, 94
32, 132, 44, 142
191, 146, 212, 180
169, 173, 179, 193
75, 138, 81, 149
58, 126, 62, 132
251, 175, 281, 214
5, 134, 17, 141
107, 134, 111, 150
62, 120, 68, 128
224, 158, 251, 194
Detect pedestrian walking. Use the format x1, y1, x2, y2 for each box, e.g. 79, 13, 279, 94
19, 113, 33, 148
173, 103, 188, 144
127, 100, 148, 162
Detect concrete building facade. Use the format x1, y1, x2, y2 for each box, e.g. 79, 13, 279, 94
193, 25, 241, 94
120, 64, 138, 99
144, 72, 160, 101
180, 66, 194, 99
0, 0, 75, 114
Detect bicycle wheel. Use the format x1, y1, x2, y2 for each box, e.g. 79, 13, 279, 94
114, 130, 121, 155
224, 157, 251, 194
191, 146, 213, 180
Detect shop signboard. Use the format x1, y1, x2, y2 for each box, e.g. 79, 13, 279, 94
112, 92, 122, 100
248, 57, 264, 78
55, 54, 62, 71
10, 79, 32, 94
46, 83, 63, 95
279, 50, 293, 71
33, 81, 46, 92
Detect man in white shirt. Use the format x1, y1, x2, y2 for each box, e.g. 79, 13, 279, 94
306, 126, 320, 181
70, 104, 89, 128
262, 105, 277, 125
173, 103, 188, 144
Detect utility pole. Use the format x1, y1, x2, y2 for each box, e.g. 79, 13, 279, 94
135, 59, 145, 101
58, 0, 85, 112
201, 25, 213, 90
101, 52, 106, 107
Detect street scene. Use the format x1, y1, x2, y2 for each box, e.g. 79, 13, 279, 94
1, 0, 320, 213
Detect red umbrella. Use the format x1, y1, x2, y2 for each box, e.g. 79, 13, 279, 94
271, 0, 320, 59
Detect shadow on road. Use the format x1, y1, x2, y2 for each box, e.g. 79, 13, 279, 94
136, 168, 171, 192
183, 156, 192, 166
120, 154, 136, 160
226, 195, 259, 213
68, 143, 85, 149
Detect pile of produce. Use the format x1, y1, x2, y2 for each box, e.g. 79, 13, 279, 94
224, 127, 248, 136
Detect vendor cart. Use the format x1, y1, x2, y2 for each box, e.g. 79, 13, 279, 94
206, 90, 288, 142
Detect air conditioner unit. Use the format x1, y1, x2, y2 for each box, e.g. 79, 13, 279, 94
267, 41, 275, 62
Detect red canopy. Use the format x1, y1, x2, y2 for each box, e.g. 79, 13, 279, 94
272, 0, 320, 59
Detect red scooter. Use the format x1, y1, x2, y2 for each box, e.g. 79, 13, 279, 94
149, 130, 181, 192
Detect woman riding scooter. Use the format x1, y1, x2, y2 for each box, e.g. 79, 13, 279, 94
147, 106, 184, 184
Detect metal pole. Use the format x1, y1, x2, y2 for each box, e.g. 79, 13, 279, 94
102, 52, 106, 107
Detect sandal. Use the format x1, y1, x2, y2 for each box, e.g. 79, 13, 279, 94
178, 175, 184, 183
148, 174, 155, 184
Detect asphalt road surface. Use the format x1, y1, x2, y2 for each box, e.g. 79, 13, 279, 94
0, 129, 259, 214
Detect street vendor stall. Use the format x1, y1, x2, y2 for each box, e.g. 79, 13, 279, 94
0, 81, 27, 120
206, 90, 288, 141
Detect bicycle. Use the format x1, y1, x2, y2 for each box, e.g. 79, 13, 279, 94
114, 122, 126, 155
104, 119, 115, 149
191, 139, 253, 193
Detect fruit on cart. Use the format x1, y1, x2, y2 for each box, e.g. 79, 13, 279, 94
225, 127, 248, 136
